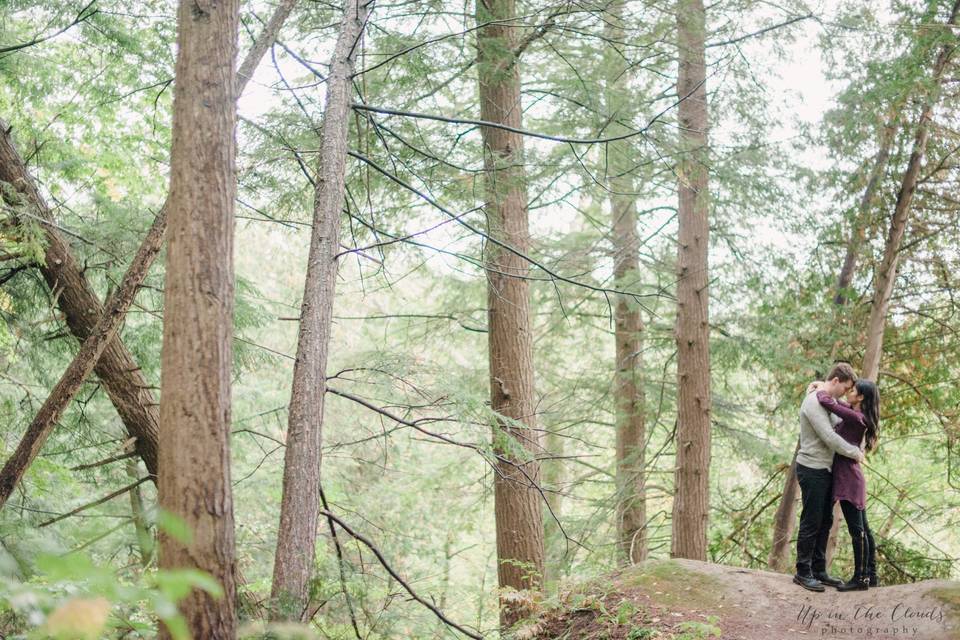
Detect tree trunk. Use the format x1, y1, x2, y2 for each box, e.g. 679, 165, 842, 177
834, 111, 900, 305
0, 209, 167, 509
237, 0, 298, 88
542, 427, 564, 587
861, 0, 959, 382
824, 1, 960, 570
603, 0, 647, 567
127, 456, 153, 567
157, 0, 240, 636
476, 0, 545, 628
269, 0, 371, 621
670, 0, 712, 562
0, 0, 296, 482
0, 129, 162, 479
822, 501, 846, 571
767, 113, 899, 571
435, 530, 455, 635
767, 439, 800, 571
878, 489, 906, 538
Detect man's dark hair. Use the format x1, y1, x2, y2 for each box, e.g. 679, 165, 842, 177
826, 362, 857, 383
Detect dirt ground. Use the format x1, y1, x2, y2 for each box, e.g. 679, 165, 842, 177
526, 559, 960, 640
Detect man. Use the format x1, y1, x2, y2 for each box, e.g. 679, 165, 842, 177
793, 362, 865, 592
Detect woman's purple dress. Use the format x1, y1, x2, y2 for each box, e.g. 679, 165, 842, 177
816, 391, 867, 510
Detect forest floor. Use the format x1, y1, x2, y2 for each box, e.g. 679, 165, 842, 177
523, 558, 960, 640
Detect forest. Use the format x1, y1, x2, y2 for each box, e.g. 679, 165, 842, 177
0, 0, 959, 638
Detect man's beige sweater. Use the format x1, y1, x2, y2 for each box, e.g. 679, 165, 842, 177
796, 391, 862, 471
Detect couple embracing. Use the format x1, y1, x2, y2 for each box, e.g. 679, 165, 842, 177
793, 362, 881, 593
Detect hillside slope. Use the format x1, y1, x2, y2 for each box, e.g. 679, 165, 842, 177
525, 559, 960, 639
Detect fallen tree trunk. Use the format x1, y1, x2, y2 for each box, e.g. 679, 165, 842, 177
0, 208, 167, 509
0, 129, 162, 477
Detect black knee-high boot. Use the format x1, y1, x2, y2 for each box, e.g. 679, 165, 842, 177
837, 530, 870, 591
865, 523, 878, 587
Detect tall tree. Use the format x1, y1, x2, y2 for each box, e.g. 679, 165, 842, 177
861, 0, 960, 382
824, 0, 960, 568
768, 108, 900, 572
604, 0, 648, 566
270, 0, 372, 620
157, 0, 240, 635
476, 0, 545, 627
0, 0, 297, 482
670, 0, 712, 561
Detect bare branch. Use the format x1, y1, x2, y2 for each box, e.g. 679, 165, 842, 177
319, 506, 484, 640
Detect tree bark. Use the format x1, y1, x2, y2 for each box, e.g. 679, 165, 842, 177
157, 0, 240, 636
0, 0, 297, 482
833, 111, 900, 306
861, 0, 959, 382
269, 0, 371, 621
476, 0, 545, 628
603, 0, 647, 567
767, 439, 800, 571
127, 456, 153, 567
0, 128, 162, 479
822, 501, 846, 571
542, 427, 564, 587
238, 0, 298, 88
671, 0, 712, 562
0, 209, 167, 509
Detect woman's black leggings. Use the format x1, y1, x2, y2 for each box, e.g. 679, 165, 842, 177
839, 500, 877, 578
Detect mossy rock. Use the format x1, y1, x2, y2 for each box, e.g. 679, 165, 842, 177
928, 584, 960, 618
619, 559, 725, 609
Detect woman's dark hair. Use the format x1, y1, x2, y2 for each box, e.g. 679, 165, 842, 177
856, 380, 880, 453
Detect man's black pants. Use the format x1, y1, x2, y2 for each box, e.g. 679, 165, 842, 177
795, 463, 834, 577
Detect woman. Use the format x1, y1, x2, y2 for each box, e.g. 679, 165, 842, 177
811, 379, 881, 591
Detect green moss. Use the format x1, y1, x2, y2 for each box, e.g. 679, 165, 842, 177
620, 560, 725, 609
928, 584, 960, 619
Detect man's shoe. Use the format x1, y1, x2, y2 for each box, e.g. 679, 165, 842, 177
836, 576, 869, 592
868, 574, 879, 587
794, 574, 826, 592
813, 571, 843, 587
